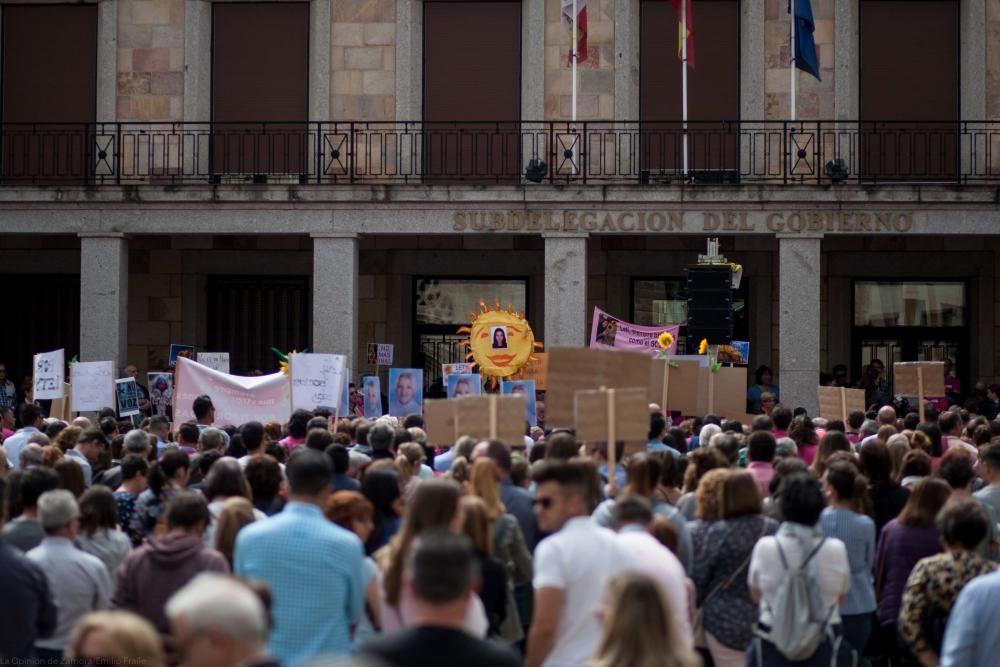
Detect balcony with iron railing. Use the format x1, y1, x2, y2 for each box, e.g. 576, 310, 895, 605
1, 120, 998, 186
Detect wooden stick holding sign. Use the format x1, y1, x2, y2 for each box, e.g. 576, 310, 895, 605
454, 394, 527, 445
818, 386, 866, 424
894, 362, 946, 424
574, 387, 648, 496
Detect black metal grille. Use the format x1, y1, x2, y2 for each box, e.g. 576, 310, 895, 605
1, 120, 998, 185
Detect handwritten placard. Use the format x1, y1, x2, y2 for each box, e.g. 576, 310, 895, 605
33, 349, 65, 400
196, 352, 230, 374
71, 361, 114, 412
290, 353, 346, 411
115, 377, 141, 417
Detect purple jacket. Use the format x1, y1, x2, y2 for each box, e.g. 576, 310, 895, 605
875, 519, 942, 625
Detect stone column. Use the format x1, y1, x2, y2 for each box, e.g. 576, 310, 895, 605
312, 233, 359, 376
79, 233, 128, 372
778, 235, 821, 415
544, 234, 588, 347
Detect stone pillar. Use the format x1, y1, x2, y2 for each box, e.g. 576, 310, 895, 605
778, 235, 821, 415
79, 233, 128, 372
312, 233, 359, 376
543, 234, 588, 347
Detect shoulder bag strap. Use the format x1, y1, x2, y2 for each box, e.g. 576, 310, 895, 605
703, 520, 769, 606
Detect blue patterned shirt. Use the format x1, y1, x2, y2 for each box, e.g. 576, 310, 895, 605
234, 502, 365, 667
819, 506, 877, 614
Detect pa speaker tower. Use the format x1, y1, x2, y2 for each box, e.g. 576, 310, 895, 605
686, 266, 733, 345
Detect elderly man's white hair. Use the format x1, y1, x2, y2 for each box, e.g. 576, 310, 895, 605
37, 489, 79, 532
166, 573, 268, 645
20, 444, 45, 468
198, 426, 226, 452
699, 423, 722, 444
124, 428, 152, 454
71, 416, 92, 429
26, 432, 50, 446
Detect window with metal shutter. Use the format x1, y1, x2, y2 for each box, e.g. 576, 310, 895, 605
423, 1, 521, 183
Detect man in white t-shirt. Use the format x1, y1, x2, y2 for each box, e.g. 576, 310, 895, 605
525, 459, 635, 667
612, 495, 693, 647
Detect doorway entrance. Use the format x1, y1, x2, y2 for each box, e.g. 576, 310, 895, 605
851, 280, 967, 397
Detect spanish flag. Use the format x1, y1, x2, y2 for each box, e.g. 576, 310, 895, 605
667, 0, 695, 68
560, 0, 588, 65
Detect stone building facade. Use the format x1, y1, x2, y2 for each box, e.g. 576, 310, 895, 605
2, 0, 1000, 416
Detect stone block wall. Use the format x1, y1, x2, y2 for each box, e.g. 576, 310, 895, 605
544, 0, 615, 120
331, 0, 396, 121
763, 0, 835, 120
116, 0, 185, 122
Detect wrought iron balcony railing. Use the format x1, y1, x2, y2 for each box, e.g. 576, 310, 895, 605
1, 120, 997, 186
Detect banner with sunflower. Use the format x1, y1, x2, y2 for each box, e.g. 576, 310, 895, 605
589, 307, 679, 358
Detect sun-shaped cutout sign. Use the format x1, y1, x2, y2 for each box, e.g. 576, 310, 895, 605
458, 300, 543, 387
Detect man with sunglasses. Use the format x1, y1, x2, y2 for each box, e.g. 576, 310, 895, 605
524, 459, 635, 667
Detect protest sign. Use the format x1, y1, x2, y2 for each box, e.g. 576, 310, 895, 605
708, 366, 748, 420
168, 344, 196, 365
424, 400, 458, 445
71, 361, 114, 412
338, 371, 352, 418
196, 352, 230, 374
521, 353, 548, 390
648, 358, 707, 417
574, 387, 649, 468
546, 347, 652, 428
33, 349, 65, 400
818, 386, 867, 423
290, 353, 346, 411
442, 362, 474, 387
362, 375, 383, 417
388, 368, 423, 417
894, 361, 946, 421
589, 307, 679, 357
50, 383, 72, 421
173, 357, 291, 425
502, 379, 538, 426
148, 372, 173, 417
367, 343, 394, 366
447, 374, 482, 399
454, 394, 527, 444
718, 341, 750, 365
115, 378, 142, 417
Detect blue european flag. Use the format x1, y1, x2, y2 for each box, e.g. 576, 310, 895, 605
791, 0, 821, 81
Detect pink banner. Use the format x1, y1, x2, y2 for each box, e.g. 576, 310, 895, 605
590, 307, 680, 357
173, 357, 291, 426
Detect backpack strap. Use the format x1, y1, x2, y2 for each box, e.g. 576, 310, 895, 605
802, 537, 827, 568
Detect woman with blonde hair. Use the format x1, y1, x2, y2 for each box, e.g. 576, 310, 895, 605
458, 495, 509, 638
590, 571, 700, 667
468, 457, 533, 642
213, 496, 258, 568
395, 442, 426, 499
66, 611, 164, 667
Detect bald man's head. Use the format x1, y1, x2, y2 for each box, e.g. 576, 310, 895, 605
877, 405, 897, 426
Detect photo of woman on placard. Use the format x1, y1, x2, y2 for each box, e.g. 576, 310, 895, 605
492, 326, 508, 349
363, 376, 383, 417
447, 374, 482, 399
502, 379, 537, 427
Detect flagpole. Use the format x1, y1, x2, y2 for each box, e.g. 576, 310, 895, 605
790, 2, 796, 122
681, 0, 689, 176
571, 0, 578, 123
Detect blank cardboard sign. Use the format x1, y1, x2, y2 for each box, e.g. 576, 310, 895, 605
894, 362, 946, 397
546, 347, 652, 428
455, 394, 527, 444
424, 400, 458, 446
574, 387, 648, 457
648, 358, 707, 416
818, 386, 866, 422
709, 366, 748, 420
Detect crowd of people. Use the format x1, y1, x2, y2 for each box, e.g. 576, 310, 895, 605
3, 382, 1000, 667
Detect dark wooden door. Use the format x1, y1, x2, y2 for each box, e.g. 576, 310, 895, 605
423, 1, 521, 183
860, 0, 960, 181
212, 3, 309, 180
1, 5, 97, 184
640, 0, 740, 178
